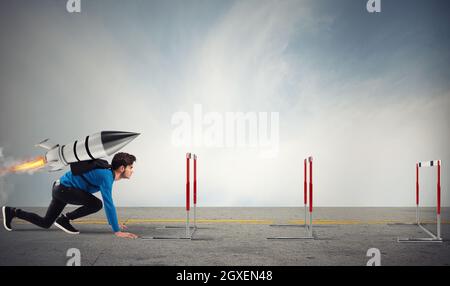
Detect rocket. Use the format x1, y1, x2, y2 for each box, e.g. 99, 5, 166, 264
36, 131, 140, 171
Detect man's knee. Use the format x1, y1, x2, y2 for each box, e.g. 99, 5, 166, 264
92, 198, 103, 211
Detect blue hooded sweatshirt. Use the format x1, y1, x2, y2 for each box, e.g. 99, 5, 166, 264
59, 168, 119, 232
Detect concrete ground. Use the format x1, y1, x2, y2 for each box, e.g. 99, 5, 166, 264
0, 207, 449, 266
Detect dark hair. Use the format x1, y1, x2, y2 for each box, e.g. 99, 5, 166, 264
111, 152, 136, 170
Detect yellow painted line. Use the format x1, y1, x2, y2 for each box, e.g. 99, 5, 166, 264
123, 219, 274, 224
288, 220, 362, 225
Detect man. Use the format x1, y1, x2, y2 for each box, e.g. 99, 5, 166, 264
2, 152, 138, 239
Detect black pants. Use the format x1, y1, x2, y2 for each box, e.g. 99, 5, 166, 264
15, 181, 103, 229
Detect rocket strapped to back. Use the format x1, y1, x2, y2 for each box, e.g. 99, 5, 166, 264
36, 131, 140, 171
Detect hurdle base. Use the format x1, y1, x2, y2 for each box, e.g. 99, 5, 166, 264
156, 226, 197, 230
394, 222, 443, 243
156, 226, 210, 230
269, 224, 306, 228
388, 223, 419, 226
141, 227, 198, 240
141, 236, 192, 240
397, 237, 443, 243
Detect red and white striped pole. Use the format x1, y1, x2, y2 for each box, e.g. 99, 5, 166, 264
309, 157, 313, 234
193, 154, 197, 229
304, 158, 307, 227
186, 153, 191, 237
437, 160, 441, 239
416, 163, 419, 225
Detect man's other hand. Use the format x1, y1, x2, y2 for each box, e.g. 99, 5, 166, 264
115, 231, 138, 239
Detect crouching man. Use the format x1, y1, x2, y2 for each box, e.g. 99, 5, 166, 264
3, 152, 138, 239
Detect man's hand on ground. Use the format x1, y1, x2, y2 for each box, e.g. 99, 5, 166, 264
115, 231, 138, 239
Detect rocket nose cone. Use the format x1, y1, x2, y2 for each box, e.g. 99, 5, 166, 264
101, 131, 140, 155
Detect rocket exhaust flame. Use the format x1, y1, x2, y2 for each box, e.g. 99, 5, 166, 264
0, 156, 46, 175
10, 156, 46, 172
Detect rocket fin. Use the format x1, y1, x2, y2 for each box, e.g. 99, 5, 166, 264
35, 139, 57, 150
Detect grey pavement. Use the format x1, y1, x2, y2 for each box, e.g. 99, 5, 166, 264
0, 207, 449, 266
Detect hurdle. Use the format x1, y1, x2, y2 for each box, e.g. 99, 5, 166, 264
397, 160, 443, 243
267, 156, 315, 240
142, 153, 198, 240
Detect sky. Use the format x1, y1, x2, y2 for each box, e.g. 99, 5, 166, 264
0, 0, 449, 207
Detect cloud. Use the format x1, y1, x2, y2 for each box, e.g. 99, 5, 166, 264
181, 0, 311, 110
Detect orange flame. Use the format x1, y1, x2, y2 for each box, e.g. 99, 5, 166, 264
6, 156, 46, 174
